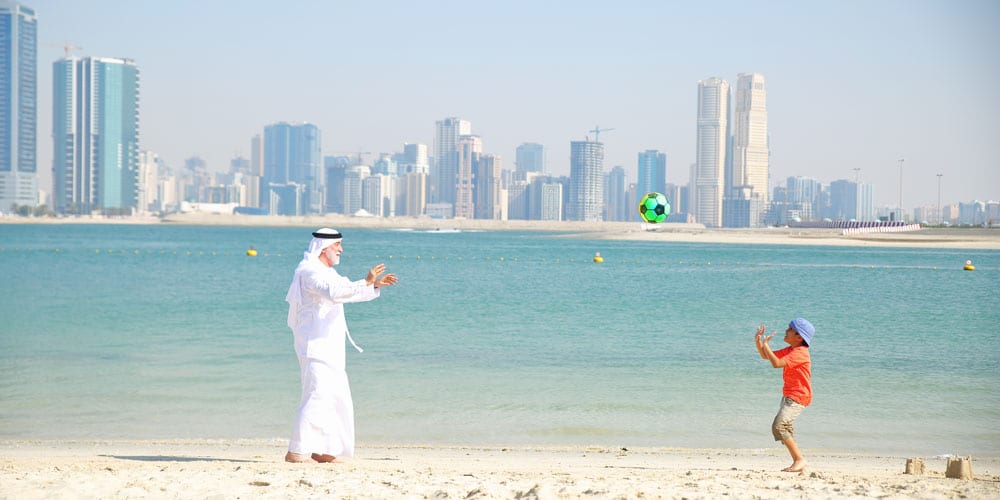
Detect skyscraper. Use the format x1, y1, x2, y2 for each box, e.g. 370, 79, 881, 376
475, 153, 503, 220
362, 174, 391, 216
827, 180, 858, 220
568, 140, 604, 221
786, 176, 821, 220
404, 171, 427, 217
136, 150, 160, 213
454, 134, 481, 219
727, 73, 769, 227
53, 57, 140, 214
433, 117, 470, 207
515, 143, 546, 172
0, 1, 37, 212
398, 143, 428, 175
605, 165, 628, 222
694, 77, 729, 228
540, 182, 563, 221
262, 122, 321, 215
637, 150, 666, 198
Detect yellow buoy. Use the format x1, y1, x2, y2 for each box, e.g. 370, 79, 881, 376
963, 259, 974, 271
246, 246, 258, 257
593, 252, 604, 263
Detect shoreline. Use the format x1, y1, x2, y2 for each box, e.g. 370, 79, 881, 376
3, 212, 1000, 249
2, 440, 997, 498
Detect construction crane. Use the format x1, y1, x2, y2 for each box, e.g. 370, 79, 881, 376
62, 40, 83, 58
588, 125, 615, 143
42, 40, 83, 58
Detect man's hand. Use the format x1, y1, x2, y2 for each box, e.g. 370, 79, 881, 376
375, 273, 398, 288
366, 264, 386, 285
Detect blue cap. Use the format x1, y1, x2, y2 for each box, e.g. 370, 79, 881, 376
789, 318, 815, 346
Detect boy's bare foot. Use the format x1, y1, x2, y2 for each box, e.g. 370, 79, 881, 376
284, 451, 318, 463
311, 453, 340, 463
782, 460, 807, 473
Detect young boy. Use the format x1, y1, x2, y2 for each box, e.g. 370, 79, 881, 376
755, 317, 814, 473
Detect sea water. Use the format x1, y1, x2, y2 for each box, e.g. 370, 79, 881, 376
1, 223, 997, 456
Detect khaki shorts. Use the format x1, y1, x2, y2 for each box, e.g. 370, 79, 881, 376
772, 396, 805, 442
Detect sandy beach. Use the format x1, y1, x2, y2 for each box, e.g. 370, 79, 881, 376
4, 212, 1000, 250
1, 440, 997, 499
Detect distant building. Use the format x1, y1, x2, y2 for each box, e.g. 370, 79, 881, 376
454, 134, 481, 219
659, 183, 685, 219
433, 117, 470, 206
723, 186, 763, 228
53, 57, 140, 214
371, 154, 397, 176
403, 172, 427, 216
0, 1, 37, 212
515, 143, 546, 173
475, 154, 503, 220
267, 183, 303, 217
250, 134, 264, 176
262, 122, 321, 215
958, 200, 987, 225
636, 150, 666, 199
540, 182, 563, 221
137, 150, 160, 213
425, 202, 452, 219
362, 174, 391, 216
398, 143, 429, 175
343, 165, 369, 215
768, 176, 821, 224
825, 179, 874, 221
507, 180, 529, 220
726, 73, 769, 227
568, 140, 604, 222
858, 182, 874, 221
323, 157, 348, 214
694, 77, 729, 227
605, 165, 629, 222
522, 173, 560, 221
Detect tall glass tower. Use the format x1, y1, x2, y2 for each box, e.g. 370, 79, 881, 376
515, 143, 546, 172
637, 150, 666, 198
605, 165, 628, 222
52, 57, 140, 214
695, 77, 729, 228
0, 1, 37, 212
568, 140, 604, 221
432, 117, 470, 206
262, 122, 322, 215
727, 72, 769, 227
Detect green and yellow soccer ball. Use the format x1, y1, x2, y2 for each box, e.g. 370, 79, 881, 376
638, 192, 670, 223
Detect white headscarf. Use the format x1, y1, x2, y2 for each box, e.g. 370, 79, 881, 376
285, 228, 341, 329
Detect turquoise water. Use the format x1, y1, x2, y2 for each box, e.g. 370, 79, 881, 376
1, 223, 998, 456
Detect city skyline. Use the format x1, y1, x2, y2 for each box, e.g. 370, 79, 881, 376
0, 0, 37, 212
26, 0, 1000, 210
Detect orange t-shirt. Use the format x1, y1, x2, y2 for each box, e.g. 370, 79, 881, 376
774, 346, 812, 406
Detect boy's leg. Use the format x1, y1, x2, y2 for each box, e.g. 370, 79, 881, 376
772, 397, 807, 472
781, 437, 807, 472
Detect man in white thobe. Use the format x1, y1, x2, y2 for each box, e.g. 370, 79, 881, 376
284, 228, 397, 463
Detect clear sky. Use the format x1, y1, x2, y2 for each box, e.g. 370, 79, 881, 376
33, 0, 999, 209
